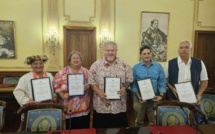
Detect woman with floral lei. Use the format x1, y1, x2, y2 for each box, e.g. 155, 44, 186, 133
13, 55, 55, 106
53, 51, 90, 129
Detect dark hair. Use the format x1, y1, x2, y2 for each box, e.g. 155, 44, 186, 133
139, 46, 151, 54
151, 19, 159, 26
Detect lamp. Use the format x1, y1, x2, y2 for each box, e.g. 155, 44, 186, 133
100, 30, 111, 48
46, 27, 59, 55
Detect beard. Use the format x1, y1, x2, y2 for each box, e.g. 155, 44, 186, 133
106, 56, 116, 62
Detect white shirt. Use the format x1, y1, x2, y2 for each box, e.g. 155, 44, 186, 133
164, 57, 208, 83
13, 72, 53, 106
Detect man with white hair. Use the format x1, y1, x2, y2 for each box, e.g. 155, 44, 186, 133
164, 40, 208, 123
89, 41, 133, 128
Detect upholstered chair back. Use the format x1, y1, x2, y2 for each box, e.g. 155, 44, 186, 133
17, 103, 66, 133
3, 77, 20, 85
154, 101, 208, 126
157, 106, 190, 126
0, 101, 6, 132
200, 94, 215, 124
26, 109, 62, 132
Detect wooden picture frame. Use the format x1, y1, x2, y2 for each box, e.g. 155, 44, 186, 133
0, 20, 15, 59
140, 12, 169, 62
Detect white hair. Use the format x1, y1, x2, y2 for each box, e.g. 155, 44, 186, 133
103, 41, 118, 50
179, 40, 192, 49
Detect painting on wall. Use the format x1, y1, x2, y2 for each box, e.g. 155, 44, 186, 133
0, 20, 15, 59
140, 12, 169, 62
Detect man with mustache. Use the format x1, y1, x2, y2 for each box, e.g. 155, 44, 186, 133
89, 41, 133, 128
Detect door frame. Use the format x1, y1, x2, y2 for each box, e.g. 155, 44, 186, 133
194, 30, 215, 56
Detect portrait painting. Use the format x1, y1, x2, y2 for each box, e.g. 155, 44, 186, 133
0, 20, 15, 59
140, 12, 169, 62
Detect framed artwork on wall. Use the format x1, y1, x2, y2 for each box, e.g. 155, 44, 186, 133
140, 12, 169, 62
0, 20, 15, 59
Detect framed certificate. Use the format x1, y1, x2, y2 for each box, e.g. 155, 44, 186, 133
137, 78, 155, 100
31, 77, 53, 102
104, 77, 121, 100
175, 81, 197, 103
67, 73, 84, 96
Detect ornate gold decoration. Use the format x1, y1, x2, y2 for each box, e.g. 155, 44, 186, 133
162, 112, 186, 126
30, 115, 57, 132
201, 99, 215, 115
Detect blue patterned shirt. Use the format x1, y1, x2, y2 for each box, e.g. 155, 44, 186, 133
131, 61, 166, 102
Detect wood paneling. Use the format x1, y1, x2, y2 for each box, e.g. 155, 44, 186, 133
194, 31, 215, 89
63, 26, 96, 69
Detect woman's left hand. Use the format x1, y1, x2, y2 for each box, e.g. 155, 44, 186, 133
84, 84, 90, 90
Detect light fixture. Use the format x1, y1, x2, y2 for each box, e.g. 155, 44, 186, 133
46, 27, 59, 55
100, 30, 111, 48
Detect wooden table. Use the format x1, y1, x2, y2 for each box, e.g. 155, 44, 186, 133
198, 124, 215, 134
15, 124, 215, 134
0, 86, 15, 92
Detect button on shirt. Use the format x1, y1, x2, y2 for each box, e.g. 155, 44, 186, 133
89, 57, 133, 114
131, 61, 166, 102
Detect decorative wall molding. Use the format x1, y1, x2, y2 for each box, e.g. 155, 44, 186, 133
63, 0, 96, 23
0, 67, 31, 71
194, 0, 215, 28
46, 0, 61, 71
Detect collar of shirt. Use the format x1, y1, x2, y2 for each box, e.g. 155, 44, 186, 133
177, 56, 192, 65
141, 60, 154, 67
32, 71, 47, 78
102, 57, 119, 66
65, 65, 84, 74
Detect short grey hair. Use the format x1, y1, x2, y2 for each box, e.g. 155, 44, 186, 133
67, 51, 83, 63
103, 41, 118, 50
179, 40, 192, 49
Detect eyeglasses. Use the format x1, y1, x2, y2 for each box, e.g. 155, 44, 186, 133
71, 58, 81, 61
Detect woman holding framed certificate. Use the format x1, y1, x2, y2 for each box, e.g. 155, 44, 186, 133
53, 51, 90, 129
13, 55, 55, 106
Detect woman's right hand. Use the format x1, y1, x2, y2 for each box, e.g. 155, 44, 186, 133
58, 92, 69, 99
61, 93, 69, 99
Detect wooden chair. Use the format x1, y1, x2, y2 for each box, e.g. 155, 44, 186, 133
3, 77, 20, 85
0, 100, 6, 132
200, 90, 215, 124
154, 101, 208, 126
17, 103, 67, 133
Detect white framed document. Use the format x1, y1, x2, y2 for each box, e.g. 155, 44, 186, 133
31, 77, 52, 102
104, 77, 121, 100
67, 73, 84, 96
137, 78, 155, 100
175, 81, 197, 103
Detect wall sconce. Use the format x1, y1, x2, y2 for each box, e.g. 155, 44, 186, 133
46, 27, 59, 55
100, 30, 111, 48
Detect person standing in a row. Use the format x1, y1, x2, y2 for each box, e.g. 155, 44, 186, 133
89, 41, 133, 128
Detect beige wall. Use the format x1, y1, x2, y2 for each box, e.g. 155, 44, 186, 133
0, 0, 214, 71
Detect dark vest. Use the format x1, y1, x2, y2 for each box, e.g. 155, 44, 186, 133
168, 57, 202, 100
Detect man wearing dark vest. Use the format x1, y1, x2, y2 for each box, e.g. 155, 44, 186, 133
164, 40, 208, 123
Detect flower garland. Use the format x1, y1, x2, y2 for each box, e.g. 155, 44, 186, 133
24, 55, 48, 65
